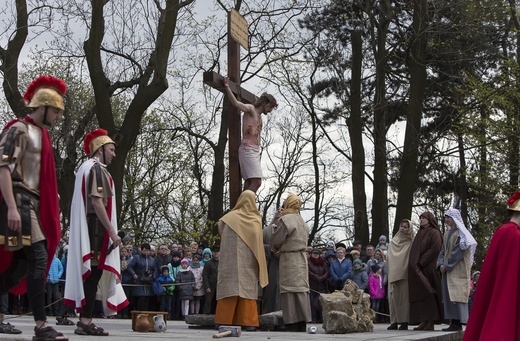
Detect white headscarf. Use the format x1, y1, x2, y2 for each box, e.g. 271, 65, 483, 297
445, 208, 478, 265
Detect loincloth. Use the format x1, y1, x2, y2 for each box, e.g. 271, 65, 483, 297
238, 144, 262, 180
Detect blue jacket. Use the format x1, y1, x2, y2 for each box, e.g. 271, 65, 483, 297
349, 263, 369, 290
330, 258, 353, 288
47, 256, 64, 284
156, 273, 175, 295
127, 254, 158, 297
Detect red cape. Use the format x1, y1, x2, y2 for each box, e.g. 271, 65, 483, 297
463, 221, 520, 341
0, 116, 61, 294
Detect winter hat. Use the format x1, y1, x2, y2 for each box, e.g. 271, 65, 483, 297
160, 265, 169, 273
326, 241, 335, 249
379, 235, 387, 242
324, 250, 336, 260
371, 264, 380, 273
202, 248, 212, 258
353, 259, 363, 267
311, 248, 321, 254
181, 259, 189, 266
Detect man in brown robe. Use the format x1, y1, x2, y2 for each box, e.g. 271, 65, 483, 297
270, 193, 311, 332
214, 190, 268, 331
408, 211, 443, 330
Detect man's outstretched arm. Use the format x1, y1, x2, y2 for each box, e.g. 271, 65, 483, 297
223, 77, 253, 113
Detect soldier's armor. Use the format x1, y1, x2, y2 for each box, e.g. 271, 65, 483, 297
0, 121, 44, 249
19, 124, 42, 192
86, 162, 112, 264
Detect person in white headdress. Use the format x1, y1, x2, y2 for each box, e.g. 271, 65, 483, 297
436, 207, 477, 331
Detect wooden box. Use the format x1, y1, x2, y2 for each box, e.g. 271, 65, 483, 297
131, 310, 168, 332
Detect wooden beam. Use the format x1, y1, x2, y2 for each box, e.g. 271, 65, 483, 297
227, 12, 242, 208
203, 71, 257, 105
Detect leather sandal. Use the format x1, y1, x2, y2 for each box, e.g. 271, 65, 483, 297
423, 321, 434, 330
0, 321, 22, 334
75, 321, 109, 336
33, 325, 69, 341
413, 321, 427, 330
56, 317, 75, 326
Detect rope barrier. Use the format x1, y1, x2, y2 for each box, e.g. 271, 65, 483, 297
46, 278, 196, 286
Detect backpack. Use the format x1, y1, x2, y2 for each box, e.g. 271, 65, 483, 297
152, 279, 165, 296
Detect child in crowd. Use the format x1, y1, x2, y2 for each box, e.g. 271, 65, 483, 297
201, 248, 212, 266
176, 259, 195, 318
170, 251, 182, 320
376, 235, 387, 251
46, 252, 64, 316
189, 254, 205, 314
183, 250, 193, 264
368, 264, 385, 322
324, 250, 337, 292
156, 265, 175, 318
350, 259, 368, 291
468, 271, 480, 314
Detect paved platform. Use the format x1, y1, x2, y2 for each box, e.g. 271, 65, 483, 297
2, 314, 464, 341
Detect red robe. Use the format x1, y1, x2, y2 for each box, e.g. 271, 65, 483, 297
463, 221, 520, 341
0, 116, 61, 294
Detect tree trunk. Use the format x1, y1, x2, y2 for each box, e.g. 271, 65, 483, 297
508, 0, 520, 193
392, 0, 428, 236
206, 98, 229, 236
0, 0, 28, 116
349, 28, 369, 243
370, 0, 391, 245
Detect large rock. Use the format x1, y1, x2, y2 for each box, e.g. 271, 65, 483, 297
322, 311, 358, 333
319, 279, 374, 334
319, 291, 354, 315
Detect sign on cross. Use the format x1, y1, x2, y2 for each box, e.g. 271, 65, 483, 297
203, 9, 254, 207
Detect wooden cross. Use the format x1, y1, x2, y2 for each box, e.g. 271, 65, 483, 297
203, 10, 256, 207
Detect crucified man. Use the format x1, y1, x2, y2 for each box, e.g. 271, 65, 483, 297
223, 76, 278, 193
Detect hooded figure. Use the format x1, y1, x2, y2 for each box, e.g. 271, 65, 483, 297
436, 208, 477, 331
214, 190, 268, 330
270, 193, 312, 331
387, 218, 415, 330
408, 211, 443, 331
